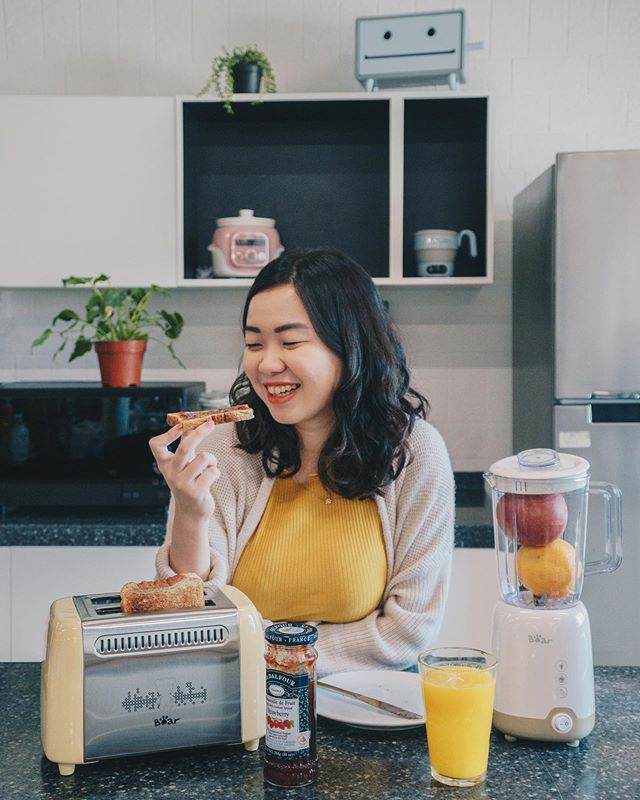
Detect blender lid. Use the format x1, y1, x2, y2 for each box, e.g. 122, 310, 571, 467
215, 208, 275, 227
488, 448, 590, 481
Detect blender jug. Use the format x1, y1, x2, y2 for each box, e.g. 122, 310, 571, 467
484, 449, 622, 609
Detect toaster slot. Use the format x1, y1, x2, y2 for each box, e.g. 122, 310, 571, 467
91, 595, 121, 605
92, 597, 213, 614
90, 595, 123, 615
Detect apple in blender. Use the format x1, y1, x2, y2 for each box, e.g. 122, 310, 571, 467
496, 492, 568, 546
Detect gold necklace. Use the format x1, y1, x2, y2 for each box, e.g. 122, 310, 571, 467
293, 472, 332, 504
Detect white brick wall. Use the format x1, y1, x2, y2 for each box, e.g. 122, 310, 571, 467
1, 0, 640, 470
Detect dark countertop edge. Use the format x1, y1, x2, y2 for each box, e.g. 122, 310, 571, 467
1, 523, 494, 548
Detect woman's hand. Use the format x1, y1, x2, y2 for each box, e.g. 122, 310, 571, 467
148, 420, 220, 520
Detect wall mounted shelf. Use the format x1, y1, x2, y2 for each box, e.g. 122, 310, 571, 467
177, 91, 493, 288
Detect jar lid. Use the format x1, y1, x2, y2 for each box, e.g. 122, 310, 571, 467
215, 208, 275, 227
265, 623, 318, 646
488, 448, 590, 481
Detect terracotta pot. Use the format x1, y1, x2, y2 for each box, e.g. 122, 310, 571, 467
94, 340, 147, 388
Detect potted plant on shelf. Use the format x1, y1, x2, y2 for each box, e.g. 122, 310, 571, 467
197, 44, 277, 114
31, 275, 185, 388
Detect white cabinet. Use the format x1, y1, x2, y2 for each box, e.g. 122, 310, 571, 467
431, 548, 499, 653
0, 97, 177, 288
6, 545, 499, 662
0, 93, 492, 288
0, 549, 10, 661
11, 546, 157, 661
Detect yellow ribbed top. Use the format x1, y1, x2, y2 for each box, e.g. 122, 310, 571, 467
231, 474, 387, 624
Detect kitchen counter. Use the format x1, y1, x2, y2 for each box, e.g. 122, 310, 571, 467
2, 664, 638, 800
0, 511, 492, 547
0, 472, 494, 547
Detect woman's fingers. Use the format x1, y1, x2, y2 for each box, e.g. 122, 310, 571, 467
179, 451, 218, 483
172, 420, 216, 472
196, 465, 221, 491
148, 424, 184, 465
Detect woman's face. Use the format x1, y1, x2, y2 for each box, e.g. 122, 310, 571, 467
243, 284, 343, 434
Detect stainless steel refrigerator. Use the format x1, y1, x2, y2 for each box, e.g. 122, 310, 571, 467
513, 149, 640, 665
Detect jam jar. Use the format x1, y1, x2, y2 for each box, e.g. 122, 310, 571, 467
264, 623, 318, 787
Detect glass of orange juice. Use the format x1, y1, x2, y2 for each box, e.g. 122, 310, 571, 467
418, 647, 497, 787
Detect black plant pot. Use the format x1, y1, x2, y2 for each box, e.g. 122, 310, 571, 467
232, 63, 262, 93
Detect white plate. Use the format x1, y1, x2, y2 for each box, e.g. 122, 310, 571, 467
317, 670, 425, 730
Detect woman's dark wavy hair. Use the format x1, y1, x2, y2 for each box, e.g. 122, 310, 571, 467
229, 248, 429, 499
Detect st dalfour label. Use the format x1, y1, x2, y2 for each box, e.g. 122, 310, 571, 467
558, 431, 591, 449
266, 669, 311, 759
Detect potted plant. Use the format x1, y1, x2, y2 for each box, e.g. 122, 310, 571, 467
31, 275, 185, 388
197, 44, 277, 115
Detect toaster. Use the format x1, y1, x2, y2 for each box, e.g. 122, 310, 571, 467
41, 584, 266, 776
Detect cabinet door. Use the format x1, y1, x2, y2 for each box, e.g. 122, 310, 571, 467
431, 548, 499, 653
11, 546, 157, 661
0, 549, 10, 661
0, 97, 177, 287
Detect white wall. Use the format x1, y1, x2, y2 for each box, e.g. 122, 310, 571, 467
2, 0, 640, 470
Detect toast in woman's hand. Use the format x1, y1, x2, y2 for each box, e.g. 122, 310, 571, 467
120, 573, 205, 614
166, 404, 254, 432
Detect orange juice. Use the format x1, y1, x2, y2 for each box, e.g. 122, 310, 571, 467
421, 665, 495, 781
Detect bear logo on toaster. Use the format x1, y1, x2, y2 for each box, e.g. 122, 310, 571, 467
154, 716, 181, 726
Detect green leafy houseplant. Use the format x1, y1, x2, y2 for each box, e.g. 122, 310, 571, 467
31, 274, 185, 367
197, 45, 277, 114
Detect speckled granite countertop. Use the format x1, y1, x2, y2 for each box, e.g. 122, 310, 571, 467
2, 664, 638, 800
0, 473, 494, 547
0, 516, 492, 548
0, 507, 171, 547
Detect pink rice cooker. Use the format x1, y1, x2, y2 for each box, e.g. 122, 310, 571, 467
208, 209, 284, 278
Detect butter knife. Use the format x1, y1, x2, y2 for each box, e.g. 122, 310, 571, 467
317, 681, 423, 720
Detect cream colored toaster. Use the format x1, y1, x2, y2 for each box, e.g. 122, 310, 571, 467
41, 584, 265, 776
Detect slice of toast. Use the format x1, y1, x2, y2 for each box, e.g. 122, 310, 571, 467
166, 404, 254, 432
120, 573, 205, 614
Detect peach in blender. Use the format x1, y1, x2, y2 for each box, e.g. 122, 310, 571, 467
517, 538, 576, 599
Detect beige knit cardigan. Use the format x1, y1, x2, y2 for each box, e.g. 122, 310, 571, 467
156, 418, 455, 677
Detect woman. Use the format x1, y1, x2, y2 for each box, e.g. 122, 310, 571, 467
151, 249, 454, 676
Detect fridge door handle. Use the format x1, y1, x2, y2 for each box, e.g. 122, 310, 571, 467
586, 481, 623, 575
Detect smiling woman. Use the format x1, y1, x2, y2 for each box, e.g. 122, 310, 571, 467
152, 248, 455, 677
241, 283, 344, 466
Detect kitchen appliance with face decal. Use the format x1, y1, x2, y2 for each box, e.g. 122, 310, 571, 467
40, 585, 265, 775
484, 449, 622, 745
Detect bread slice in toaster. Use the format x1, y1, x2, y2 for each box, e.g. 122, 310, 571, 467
166, 404, 254, 432
120, 573, 205, 614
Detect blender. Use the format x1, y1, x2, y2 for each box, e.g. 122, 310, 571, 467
484, 448, 622, 746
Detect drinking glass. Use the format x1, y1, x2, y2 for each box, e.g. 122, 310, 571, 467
418, 647, 497, 787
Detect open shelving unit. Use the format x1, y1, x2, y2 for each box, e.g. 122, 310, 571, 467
177, 91, 492, 288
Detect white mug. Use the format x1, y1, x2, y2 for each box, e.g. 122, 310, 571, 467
414, 228, 477, 277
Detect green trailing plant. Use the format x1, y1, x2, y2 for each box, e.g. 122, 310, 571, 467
31, 274, 185, 367
197, 44, 277, 114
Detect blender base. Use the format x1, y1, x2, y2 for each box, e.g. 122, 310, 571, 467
493, 708, 594, 743
491, 600, 596, 744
